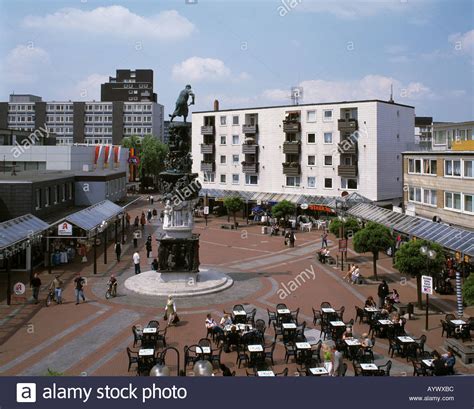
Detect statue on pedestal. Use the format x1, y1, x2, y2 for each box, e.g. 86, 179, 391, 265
169, 84, 195, 123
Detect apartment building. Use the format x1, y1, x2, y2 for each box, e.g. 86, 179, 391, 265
101, 69, 157, 103
403, 123, 474, 228
192, 100, 415, 204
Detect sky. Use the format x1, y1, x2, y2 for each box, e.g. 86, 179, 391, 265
0, 0, 473, 121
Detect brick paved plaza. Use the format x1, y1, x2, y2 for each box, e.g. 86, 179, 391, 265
0, 196, 472, 377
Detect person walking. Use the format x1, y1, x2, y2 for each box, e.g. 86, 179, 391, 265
164, 295, 178, 326
140, 212, 146, 229
289, 230, 296, 248
321, 231, 328, 248
146, 235, 152, 258
49, 274, 63, 304
74, 273, 86, 305
126, 212, 131, 228
133, 230, 140, 249
30, 273, 41, 304
114, 241, 122, 262
378, 280, 390, 309
134, 215, 139, 229
133, 251, 141, 274
150, 195, 154, 205
147, 209, 152, 224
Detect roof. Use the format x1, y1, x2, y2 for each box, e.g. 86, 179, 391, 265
402, 151, 474, 156
0, 214, 49, 251
0, 171, 75, 183
348, 203, 474, 257
193, 99, 415, 114
60, 200, 124, 232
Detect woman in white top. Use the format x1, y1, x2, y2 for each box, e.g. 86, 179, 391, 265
164, 295, 177, 326
220, 314, 233, 328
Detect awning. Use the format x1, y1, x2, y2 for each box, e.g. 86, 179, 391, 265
348, 203, 474, 257
0, 214, 49, 252
59, 200, 124, 234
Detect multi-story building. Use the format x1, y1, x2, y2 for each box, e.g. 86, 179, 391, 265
192, 99, 415, 204
403, 122, 474, 229
101, 69, 157, 103
414, 116, 433, 150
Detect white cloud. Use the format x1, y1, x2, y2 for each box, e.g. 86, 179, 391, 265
22, 6, 195, 40
172, 57, 248, 82
0, 44, 51, 84
70, 73, 109, 101
449, 29, 474, 55
298, 0, 408, 20
261, 75, 434, 104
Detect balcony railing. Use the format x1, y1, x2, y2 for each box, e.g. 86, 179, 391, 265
338, 119, 358, 132
338, 139, 357, 154
338, 164, 358, 177
201, 125, 215, 135
283, 121, 301, 133
200, 144, 214, 154
283, 141, 301, 154
242, 124, 258, 134
242, 162, 259, 173
242, 144, 259, 154
200, 161, 215, 172
282, 162, 301, 176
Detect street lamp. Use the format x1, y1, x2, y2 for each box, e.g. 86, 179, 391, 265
193, 360, 213, 376
100, 220, 108, 265
336, 198, 349, 271
419, 245, 437, 331
150, 346, 180, 376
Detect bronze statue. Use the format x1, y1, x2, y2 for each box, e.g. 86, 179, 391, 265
169, 84, 195, 123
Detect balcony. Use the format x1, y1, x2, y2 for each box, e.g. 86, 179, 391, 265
283, 141, 301, 154
200, 144, 214, 154
242, 124, 258, 134
338, 139, 357, 154
338, 164, 358, 177
242, 144, 259, 154
201, 125, 215, 135
283, 121, 300, 133
338, 119, 358, 132
200, 161, 215, 172
242, 162, 259, 173
282, 162, 301, 176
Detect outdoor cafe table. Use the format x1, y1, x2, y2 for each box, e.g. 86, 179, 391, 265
344, 338, 362, 360
295, 342, 312, 364
138, 349, 155, 375
330, 321, 345, 327
365, 307, 379, 313
138, 349, 154, 356
282, 322, 297, 341
233, 309, 247, 324
224, 324, 252, 333
143, 327, 157, 334
308, 367, 329, 376
321, 308, 336, 314
257, 370, 275, 377
422, 359, 434, 368
196, 346, 211, 354
360, 363, 378, 375
397, 336, 416, 357
247, 344, 264, 365
450, 320, 466, 326
378, 319, 393, 325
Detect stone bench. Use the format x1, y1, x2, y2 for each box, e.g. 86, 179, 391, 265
445, 338, 474, 364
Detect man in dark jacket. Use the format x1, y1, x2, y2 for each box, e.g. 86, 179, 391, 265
74, 273, 86, 305
30, 273, 41, 304
378, 280, 389, 308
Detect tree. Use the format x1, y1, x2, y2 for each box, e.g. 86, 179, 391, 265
138, 135, 168, 189
353, 222, 393, 281
122, 135, 142, 150
462, 273, 474, 306
329, 217, 361, 238
223, 196, 243, 226
271, 200, 296, 221
394, 239, 445, 308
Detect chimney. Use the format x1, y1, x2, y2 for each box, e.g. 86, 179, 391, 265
214, 99, 219, 111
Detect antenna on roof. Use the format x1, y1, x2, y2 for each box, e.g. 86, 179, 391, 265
389, 84, 394, 103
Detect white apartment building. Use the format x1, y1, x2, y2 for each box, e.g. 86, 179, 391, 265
192, 100, 415, 204
0, 95, 164, 145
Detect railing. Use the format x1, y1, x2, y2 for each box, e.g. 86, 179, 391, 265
283, 141, 301, 154
242, 124, 258, 134
201, 125, 215, 135
200, 144, 214, 154
242, 144, 259, 154
282, 163, 301, 176
337, 164, 358, 177
283, 121, 301, 133
338, 119, 358, 132
242, 162, 259, 173
200, 161, 215, 172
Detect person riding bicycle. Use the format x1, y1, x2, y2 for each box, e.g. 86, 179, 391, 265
107, 275, 118, 296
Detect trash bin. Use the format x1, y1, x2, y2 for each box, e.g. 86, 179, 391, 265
261, 226, 268, 234
407, 303, 414, 319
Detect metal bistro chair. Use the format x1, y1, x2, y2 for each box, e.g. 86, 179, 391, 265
126, 347, 139, 372
132, 325, 142, 348
267, 309, 277, 327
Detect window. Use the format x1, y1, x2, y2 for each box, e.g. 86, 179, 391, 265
220, 174, 226, 184
286, 176, 300, 187
232, 154, 239, 164
324, 178, 333, 189
232, 116, 239, 125
220, 135, 226, 145
341, 178, 358, 190
323, 110, 333, 121
423, 159, 437, 175
306, 110, 316, 122
323, 132, 333, 144
54, 185, 59, 204
308, 155, 315, 166
324, 155, 333, 166
220, 116, 227, 126
203, 172, 215, 183
220, 155, 226, 164
423, 189, 437, 206
445, 192, 462, 211
35, 189, 41, 209
307, 133, 316, 143
464, 160, 473, 178
307, 176, 316, 188
245, 174, 258, 185
45, 187, 51, 207
465, 194, 473, 213
232, 174, 239, 184
232, 135, 239, 145
415, 159, 421, 173
408, 159, 414, 173
434, 130, 447, 145
445, 160, 461, 177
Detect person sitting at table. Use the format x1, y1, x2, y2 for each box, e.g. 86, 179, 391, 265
224, 325, 240, 353
364, 296, 377, 308
431, 351, 446, 376
220, 313, 233, 327
342, 326, 353, 340
151, 258, 159, 271
319, 247, 330, 264
387, 289, 400, 304
220, 364, 233, 376
361, 333, 372, 348
332, 344, 344, 376
441, 350, 456, 374
350, 265, 361, 285
206, 314, 218, 330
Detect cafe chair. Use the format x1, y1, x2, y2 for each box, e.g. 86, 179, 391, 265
275, 368, 289, 376
210, 347, 223, 368
354, 306, 368, 324
198, 338, 212, 347
376, 360, 392, 376
132, 325, 142, 348
156, 327, 167, 348
341, 362, 348, 376
267, 309, 277, 327
184, 344, 200, 367
411, 359, 426, 376
312, 308, 321, 326
147, 320, 160, 329
264, 342, 276, 366
126, 347, 139, 372
320, 301, 331, 309
246, 308, 257, 326
336, 306, 345, 321
388, 338, 402, 358
273, 322, 283, 342
291, 308, 300, 325
236, 344, 249, 368
284, 341, 297, 363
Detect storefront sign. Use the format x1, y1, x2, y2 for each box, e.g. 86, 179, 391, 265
300, 203, 309, 210
308, 205, 334, 213
203, 206, 209, 215
14, 282, 26, 295
58, 222, 73, 236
